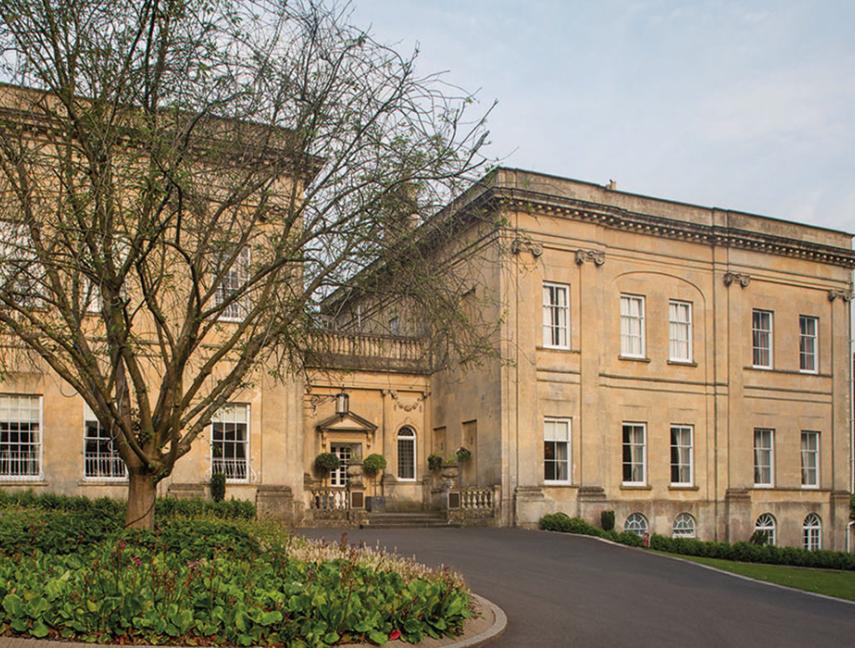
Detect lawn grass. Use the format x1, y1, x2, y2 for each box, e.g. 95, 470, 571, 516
658, 551, 855, 602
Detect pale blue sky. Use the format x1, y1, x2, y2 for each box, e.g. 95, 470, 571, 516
354, 0, 855, 234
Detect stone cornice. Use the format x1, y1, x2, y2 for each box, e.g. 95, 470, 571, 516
489, 187, 855, 269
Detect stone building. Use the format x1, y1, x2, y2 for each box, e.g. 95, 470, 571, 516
1, 165, 853, 550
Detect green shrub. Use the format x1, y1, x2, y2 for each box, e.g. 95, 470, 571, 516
0, 513, 470, 646
314, 452, 341, 475
362, 454, 387, 477
210, 472, 226, 502
540, 514, 855, 570
428, 454, 443, 472
0, 489, 256, 521
455, 447, 472, 463
600, 510, 615, 531
648, 532, 855, 571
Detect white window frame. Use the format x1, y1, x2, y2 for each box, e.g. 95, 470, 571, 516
216, 246, 250, 322
751, 309, 773, 369
624, 512, 649, 537
753, 428, 774, 488
670, 424, 694, 486
0, 394, 43, 481
803, 513, 821, 551
82, 402, 127, 481
330, 443, 354, 488
542, 282, 570, 349
544, 417, 572, 485
396, 427, 417, 481
672, 512, 697, 538
799, 315, 818, 374
800, 430, 820, 489
755, 513, 777, 546
210, 404, 250, 483
668, 300, 693, 362
620, 294, 646, 358
622, 422, 647, 486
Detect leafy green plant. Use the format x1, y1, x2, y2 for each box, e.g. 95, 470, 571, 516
455, 447, 472, 463
0, 511, 471, 647
600, 510, 615, 531
314, 452, 341, 475
428, 454, 443, 472
362, 454, 387, 477
210, 472, 226, 502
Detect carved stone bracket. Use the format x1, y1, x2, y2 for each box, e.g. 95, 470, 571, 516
575, 248, 605, 266
510, 237, 543, 258
383, 389, 430, 412
723, 272, 751, 288
828, 288, 853, 302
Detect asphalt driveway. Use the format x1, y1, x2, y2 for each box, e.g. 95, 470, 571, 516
299, 527, 855, 648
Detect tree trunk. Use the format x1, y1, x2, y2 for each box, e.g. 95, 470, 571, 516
126, 471, 157, 529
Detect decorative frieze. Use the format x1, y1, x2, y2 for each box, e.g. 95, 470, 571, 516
491, 190, 855, 269
510, 237, 543, 258
828, 288, 853, 302
382, 389, 430, 412
575, 248, 605, 266
723, 272, 751, 288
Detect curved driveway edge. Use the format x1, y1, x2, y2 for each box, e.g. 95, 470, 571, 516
443, 593, 507, 648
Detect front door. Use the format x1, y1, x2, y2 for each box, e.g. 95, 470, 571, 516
330, 443, 359, 487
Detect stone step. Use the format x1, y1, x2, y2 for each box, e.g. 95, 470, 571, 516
363, 511, 452, 528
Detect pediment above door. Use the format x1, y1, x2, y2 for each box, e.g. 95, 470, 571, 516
316, 411, 377, 450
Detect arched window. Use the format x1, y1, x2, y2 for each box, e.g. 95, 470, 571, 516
754, 513, 777, 546
624, 512, 648, 537
397, 427, 416, 481
803, 513, 821, 551
672, 513, 696, 538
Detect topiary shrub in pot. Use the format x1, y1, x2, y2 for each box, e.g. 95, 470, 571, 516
210, 472, 226, 503
600, 510, 615, 531
314, 452, 341, 477
362, 454, 387, 478
455, 447, 472, 463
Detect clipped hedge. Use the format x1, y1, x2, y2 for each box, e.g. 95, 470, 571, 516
649, 534, 855, 571
0, 489, 256, 520
0, 513, 471, 646
540, 512, 855, 571
539, 512, 643, 548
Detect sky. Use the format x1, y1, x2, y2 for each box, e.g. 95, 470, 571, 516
352, 0, 855, 235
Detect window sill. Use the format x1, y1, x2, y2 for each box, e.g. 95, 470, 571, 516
544, 482, 577, 488
667, 360, 697, 367
537, 346, 579, 354
79, 479, 128, 486
744, 366, 832, 378
0, 479, 46, 485
619, 484, 651, 490
668, 485, 699, 491
619, 355, 650, 363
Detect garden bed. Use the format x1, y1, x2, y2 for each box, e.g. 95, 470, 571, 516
0, 493, 472, 646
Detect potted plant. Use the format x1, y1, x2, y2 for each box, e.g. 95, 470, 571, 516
363, 454, 387, 512
427, 453, 443, 472
455, 446, 472, 463
314, 452, 340, 481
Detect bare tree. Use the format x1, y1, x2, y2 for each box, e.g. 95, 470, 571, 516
0, 0, 495, 527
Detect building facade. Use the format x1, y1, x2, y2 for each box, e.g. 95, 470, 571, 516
1, 167, 852, 550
